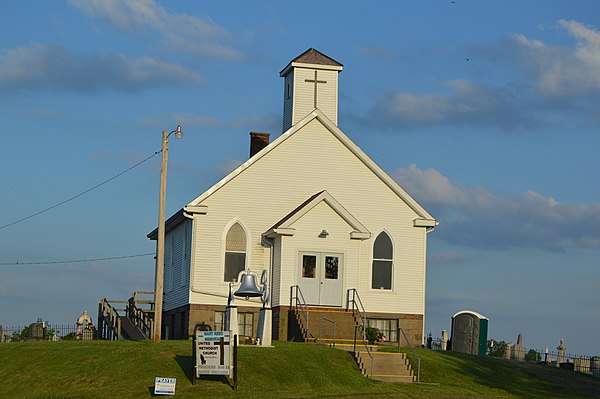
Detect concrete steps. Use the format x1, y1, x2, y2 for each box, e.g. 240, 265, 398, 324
312, 338, 379, 353
290, 307, 415, 383
294, 308, 363, 341
355, 351, 415, 383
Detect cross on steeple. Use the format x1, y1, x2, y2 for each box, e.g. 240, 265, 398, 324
305, 70, 327, 109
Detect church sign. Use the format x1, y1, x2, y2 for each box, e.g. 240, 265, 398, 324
195, 330, 232, 376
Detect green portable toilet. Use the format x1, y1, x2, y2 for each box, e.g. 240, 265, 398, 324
450, 310, 488, 356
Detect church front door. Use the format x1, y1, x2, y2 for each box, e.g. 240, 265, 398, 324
298, 252, 343, 307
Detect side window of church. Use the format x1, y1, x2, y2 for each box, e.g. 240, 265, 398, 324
372, 232, 393, 290
214, 311, 225, 331
367, 318, 398, 342
238, 312, 254, 338
224, 222, 247, 282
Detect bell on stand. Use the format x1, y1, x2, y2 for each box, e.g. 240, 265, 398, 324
234, 271, 262, 300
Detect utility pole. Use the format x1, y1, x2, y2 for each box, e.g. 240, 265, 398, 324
153, 126, 182, 343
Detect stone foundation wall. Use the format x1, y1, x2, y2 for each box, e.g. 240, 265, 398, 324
164, 304, 422, 346
271, 306, 423, 347
185, 304, 260, 340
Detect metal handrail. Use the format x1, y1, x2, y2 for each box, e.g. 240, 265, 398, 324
290, 285, 310, 341
319, 317, 337, 348
346, 288, 367, 328
398, 327, 421, 383
346, 288, 373, 377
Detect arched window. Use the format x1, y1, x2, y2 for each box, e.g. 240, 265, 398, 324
372, 232, 393, 290
224, 222, 247, 282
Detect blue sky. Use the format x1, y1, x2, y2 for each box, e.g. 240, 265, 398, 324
1, 0, 599, 355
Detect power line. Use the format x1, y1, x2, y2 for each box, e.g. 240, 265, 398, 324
0, 150, 161, 231
0, 252, 154, 266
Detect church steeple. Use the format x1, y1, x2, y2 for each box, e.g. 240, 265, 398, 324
280, 48, 343, 132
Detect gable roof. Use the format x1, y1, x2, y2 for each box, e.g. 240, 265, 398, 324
188, 109, 436, 226
280, 48, 343, 76
264, 190, 371, 239
293, 48, 343, 67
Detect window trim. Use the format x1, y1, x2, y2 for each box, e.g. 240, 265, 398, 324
367, 318, 399, 342
370, 230, 395, 291
222, 219, 250, 283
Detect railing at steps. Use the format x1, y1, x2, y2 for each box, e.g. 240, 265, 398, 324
126, 293, 154, 340
290, 285, 309, 341
98, 292, 155, 340
97, 298, 122, 340
319, 317, 337, 348
398, 327, 421, 383
346, 288, 367, 328
346, 288, 373, 377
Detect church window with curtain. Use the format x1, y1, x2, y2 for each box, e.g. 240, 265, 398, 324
224, 222, 247, 282
372, 232, 393, 290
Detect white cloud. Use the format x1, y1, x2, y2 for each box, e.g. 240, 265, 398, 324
68, 0, 242, 60
512, 33, 544, 49
358, 20, 600, 133
514, 20, 600, 98
0, 44, 200, 94
395, 164, 600, 251
363, 79, 541, 132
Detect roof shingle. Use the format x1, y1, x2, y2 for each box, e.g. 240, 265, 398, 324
292, 48, 343, 67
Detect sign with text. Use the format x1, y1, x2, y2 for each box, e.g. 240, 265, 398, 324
195, 330, 232, 376
154, 377, 176, 395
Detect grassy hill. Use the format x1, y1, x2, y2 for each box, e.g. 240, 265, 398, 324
1, 340, 599, 398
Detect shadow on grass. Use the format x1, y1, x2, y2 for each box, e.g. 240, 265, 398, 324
175, 355, 194, 383
432, 351, 600, 398
174, 355, 232, 388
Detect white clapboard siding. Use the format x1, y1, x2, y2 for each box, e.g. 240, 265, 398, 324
293, 68, 338, 126
163, 219, 191, 311
187, 116, 427, 315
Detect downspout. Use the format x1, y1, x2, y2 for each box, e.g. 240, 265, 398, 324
182, 210, 195, 301
422, 224, 437, 347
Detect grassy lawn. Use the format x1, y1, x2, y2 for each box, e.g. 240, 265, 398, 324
0, 340, 599, 398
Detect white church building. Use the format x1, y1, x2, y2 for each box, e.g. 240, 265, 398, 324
148, 48, 436, 346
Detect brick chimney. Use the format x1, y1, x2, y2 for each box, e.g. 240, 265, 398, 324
249, 132, 270, 158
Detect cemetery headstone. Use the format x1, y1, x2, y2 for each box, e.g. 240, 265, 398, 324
28, 323, 44, 341
513, 333, 525, 361
590, 356, 600, 377
557, 339, 566, 366
441, 330, 448, 350
505, 342, 514, 360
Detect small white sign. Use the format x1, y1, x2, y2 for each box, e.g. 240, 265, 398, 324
154, 377, 176, 396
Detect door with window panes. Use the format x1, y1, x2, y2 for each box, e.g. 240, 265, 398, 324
298, 252, 343, 306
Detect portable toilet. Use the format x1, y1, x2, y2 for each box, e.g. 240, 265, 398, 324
450, 310, 488, 356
